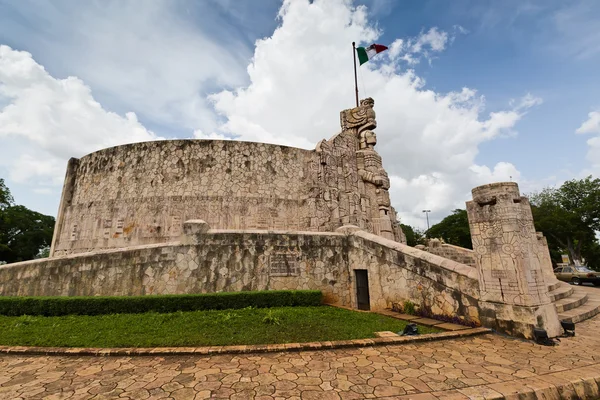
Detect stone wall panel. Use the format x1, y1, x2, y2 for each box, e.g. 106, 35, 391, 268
1, 229, 478, 324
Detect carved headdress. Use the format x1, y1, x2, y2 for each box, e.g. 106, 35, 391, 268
340, 98, 376, 135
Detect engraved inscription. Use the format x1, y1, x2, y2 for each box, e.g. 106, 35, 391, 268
269, 253, 298, 277
491, 270, 508, 279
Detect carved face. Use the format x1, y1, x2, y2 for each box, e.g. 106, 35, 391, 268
366, 131, 377, 146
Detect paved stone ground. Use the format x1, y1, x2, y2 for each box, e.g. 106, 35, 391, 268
1, 311, 600, 399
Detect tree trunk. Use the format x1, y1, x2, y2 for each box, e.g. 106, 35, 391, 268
567, 237, 583, 265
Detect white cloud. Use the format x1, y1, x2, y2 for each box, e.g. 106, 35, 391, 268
210, 0, 539, 227
576, 111, 600, 134
0, 45, 159, 185
576, 110, 600, 173
193, 129, 234, 141
1, 0, 252, 135
388, 25, 468, 65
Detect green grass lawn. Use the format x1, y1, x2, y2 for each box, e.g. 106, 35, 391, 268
0, 306, 440, 348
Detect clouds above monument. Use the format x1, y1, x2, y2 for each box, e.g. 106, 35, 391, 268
1, 0, 599, 228
0, 45, 158, 185
210, 0, 537, 225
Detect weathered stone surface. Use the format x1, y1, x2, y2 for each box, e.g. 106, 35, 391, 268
0, 229, 479, 322
49, 98, 405, 257
466, 182, 561, 338
421, 240, 477, 268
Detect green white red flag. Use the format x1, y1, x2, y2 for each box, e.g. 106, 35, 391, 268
356, 44, 388, 65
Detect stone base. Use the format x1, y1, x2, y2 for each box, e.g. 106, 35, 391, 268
180, 220, 211, 245
479, 301, 562, 339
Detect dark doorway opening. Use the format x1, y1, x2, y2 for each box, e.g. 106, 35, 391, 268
355, 269, 370, 311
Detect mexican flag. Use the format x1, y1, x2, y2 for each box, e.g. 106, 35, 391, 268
356, 44, 388, 65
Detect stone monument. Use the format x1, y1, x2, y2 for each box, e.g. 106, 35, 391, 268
466, 182, 561, 337
49, 98, 405, 256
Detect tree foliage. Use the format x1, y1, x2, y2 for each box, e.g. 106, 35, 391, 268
400, 224, 425, 247
529, 176, 600, 268
0, 181, 55, 264
426, 209, 472, 249
0, 178, 13, 209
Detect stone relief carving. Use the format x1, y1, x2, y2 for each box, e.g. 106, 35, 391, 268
52, 99, 407, 255
340, 97, 376, 134
466, 183, 549, 306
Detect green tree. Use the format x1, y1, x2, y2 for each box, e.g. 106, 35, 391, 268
400, 224, 425, 247
529, 176, 600, 268
0, 180, 55, 264
0, 178, 13, 209
426, 209, 472, 249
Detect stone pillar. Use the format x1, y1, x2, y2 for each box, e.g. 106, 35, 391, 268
466, 182, 561, 338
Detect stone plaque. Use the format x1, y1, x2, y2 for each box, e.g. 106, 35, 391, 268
491, 270, 509, 279
269, 253, 298, 277
115, 218, 124, 234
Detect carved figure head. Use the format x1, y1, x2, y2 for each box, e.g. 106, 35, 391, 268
360, 97, 375, 108
359, 130, 377, 149
340, 97, 377, 133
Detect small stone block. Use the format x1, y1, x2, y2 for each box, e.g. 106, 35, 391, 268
412, 317, 444, 326
374, 331, 400, 337
335, 225, 362, 234
435, 323, 470, 331
391, 313, 420, 321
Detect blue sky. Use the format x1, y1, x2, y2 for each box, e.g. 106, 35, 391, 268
1, 0, 599, 229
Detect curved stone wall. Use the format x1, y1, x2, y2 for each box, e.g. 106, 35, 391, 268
50, 99, 407, 256
51, 140, 314, 255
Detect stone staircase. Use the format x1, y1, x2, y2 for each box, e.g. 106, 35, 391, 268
548, 280, 600, 324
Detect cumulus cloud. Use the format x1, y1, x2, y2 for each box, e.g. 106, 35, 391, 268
210, 0, 539, 227
0, 45, 159, 185
193, 129, 234, 141
0, 0, 253, 135
388, 25, 467, 65
576, 111, 600, 134
576, 110, 600, 173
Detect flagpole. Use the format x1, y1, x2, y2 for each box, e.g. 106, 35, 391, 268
352, 42, 358, 107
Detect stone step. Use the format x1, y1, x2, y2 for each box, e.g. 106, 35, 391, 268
558, 298, 600, 324
547, 280, 562, 292
548, 283, 574, 302
553, 289, 588, 313
557, 287, 600, 324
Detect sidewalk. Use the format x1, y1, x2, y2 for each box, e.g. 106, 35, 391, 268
1, 307, 599, 399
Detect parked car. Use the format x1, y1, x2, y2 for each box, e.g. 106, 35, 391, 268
553, 265, 600, 286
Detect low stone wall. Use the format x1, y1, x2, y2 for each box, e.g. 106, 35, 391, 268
422, 242, 477, 268
348, 231, 479, 322
0, 227, 480, 324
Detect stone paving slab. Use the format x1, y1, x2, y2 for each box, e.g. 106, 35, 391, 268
1, 314, 600, 399
411, 317, 445, 326
435, 323, 470, 331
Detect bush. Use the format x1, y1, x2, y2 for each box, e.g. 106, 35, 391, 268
403, 300, 416, 315
0, 290, 323, 317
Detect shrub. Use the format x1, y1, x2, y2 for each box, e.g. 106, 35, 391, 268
262, 310, 282, 325
0, 290, 323, 317
403, 300, 416, 315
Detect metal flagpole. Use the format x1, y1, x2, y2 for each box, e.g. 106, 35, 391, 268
352, 42, 358, 107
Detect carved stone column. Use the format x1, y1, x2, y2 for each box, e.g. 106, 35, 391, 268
466, 182, 561, 338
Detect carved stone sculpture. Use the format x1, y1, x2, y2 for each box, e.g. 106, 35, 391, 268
340, 97, 376, 134
466, 182, 561, 338
339, 97, 396, 240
